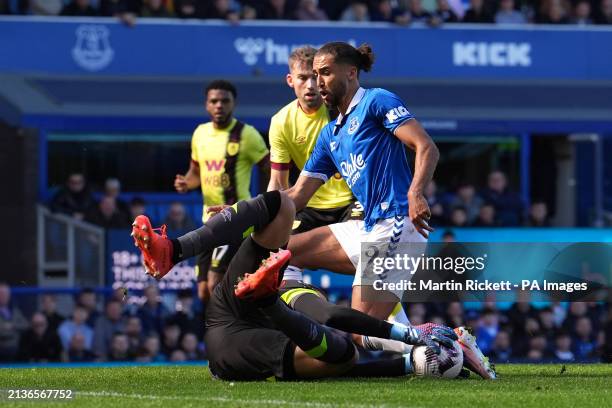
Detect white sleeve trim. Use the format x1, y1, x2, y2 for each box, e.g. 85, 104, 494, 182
301, 170, 329, 182
392, 117, 415, 135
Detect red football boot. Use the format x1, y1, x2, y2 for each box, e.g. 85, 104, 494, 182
234, 249, 292, 300
131, 215, 175, 280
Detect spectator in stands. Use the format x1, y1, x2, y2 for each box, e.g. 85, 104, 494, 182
525, 200, 551, 226
462, 0, 493, 22
571, 0, 593, 24
441, 229, 456, 242
476, 308, 499, 354
432, 0, 459, 23
257, 0, 295, 19
495, 0, 527, 24
93, 300, 125, 358
294, 0, 328, 20
137, 285, 170, 335
60, 0, 97, 15
449, 206, 469, 227
203, 0, 239, 21
240, 4, 257, 19
181, 332, 203, 360
170, 349, 187, 362
86, 196, 131, 229
424, 180, 445, 226
76, 288, 100, 328
170, 289, 200, 337
141, 335, 166, 362
173, 0, 198, 18
340, 0, 370, 21
17, 313, 62, 363
573, 316, 597, 359
161, 320, 182, 356
104, 178, 130, 219
480, 170, 523, 225
50, 173, 96, 221
141, 0, 173, 17
537, 0, 569, 23
108, 333, 131, 361
370, 0, 410, 24
128, 197, 147, 221
99, 0, 140, 16
449, 183, 483, 224
472, 203, 498, 227
530, 332, 550, 357
445, 302, 464, 328
553, 331, 575, 361
124, 316, 144, 356
66, 332, 96, 362
0, 283, 28, 361
408, 303, 427, 325
0, 0, 9, 14
490, 330, 512, 362
40, 294, 65, 333
28, 0, 63, 15
595, 0, 612, 23
564, 301, 588, 332
409, 0, 433, 23
58, 305, 94, 352
538, 307, 557, 343
163, 202, 195, 231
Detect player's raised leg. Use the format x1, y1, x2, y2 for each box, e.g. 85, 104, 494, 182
131, 190, 282, 279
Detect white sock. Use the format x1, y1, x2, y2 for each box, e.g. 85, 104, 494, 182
283, 265, 303, 281
362, 336, 413, 355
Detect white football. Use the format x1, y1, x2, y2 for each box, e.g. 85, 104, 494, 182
412, 341, 463, 379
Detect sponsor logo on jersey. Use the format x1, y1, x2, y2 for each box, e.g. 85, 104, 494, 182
385, 106, 410, 124
340, 153, 366, 188
204, 159, 226, 172
347, 117, 360, 134
453, 42, 531, 67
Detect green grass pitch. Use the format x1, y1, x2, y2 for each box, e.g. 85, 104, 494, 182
1, 364, 611, 407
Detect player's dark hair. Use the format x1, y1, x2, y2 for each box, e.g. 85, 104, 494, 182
317, 42, 375, 73
205, 79, 237, 99
289, 46, 317, 71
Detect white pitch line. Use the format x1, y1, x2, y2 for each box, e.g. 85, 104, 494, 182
77, 390, 410, 408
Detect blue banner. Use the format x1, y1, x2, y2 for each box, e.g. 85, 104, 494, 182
1, 17, 612, 80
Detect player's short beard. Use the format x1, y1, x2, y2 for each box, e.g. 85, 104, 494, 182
326, 81, 347, 110
213, 113, 232, 128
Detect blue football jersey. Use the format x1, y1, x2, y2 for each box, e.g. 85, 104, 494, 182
302, 87, 414, 231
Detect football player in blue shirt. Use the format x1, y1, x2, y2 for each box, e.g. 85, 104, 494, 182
286, 41, 438, 321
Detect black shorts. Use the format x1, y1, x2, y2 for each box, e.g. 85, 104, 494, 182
195, 241, 241, 282
292, 201, 363, 234
205, 237, 296, 381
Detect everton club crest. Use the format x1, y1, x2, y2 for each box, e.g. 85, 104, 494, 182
72, 25, 114, 72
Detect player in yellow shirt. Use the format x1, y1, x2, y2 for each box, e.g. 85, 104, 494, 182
175, 80, 269, 302
268, 46, 362, 236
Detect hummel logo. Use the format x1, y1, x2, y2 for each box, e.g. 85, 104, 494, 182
330, 141, 337, 152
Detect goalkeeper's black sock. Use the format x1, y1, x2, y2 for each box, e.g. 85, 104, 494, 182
291, 292, 394, 338
172, 191, 282, 263
262, 298, 355, 364
343, 356, 410, 377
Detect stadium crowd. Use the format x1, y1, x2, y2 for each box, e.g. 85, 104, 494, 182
0, 282, 609, 364
48, 169, 549, 230
1, 0, 611, 26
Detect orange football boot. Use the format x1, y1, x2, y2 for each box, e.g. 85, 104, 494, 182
234, 249, 292, 300
131, 215, 174, 280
